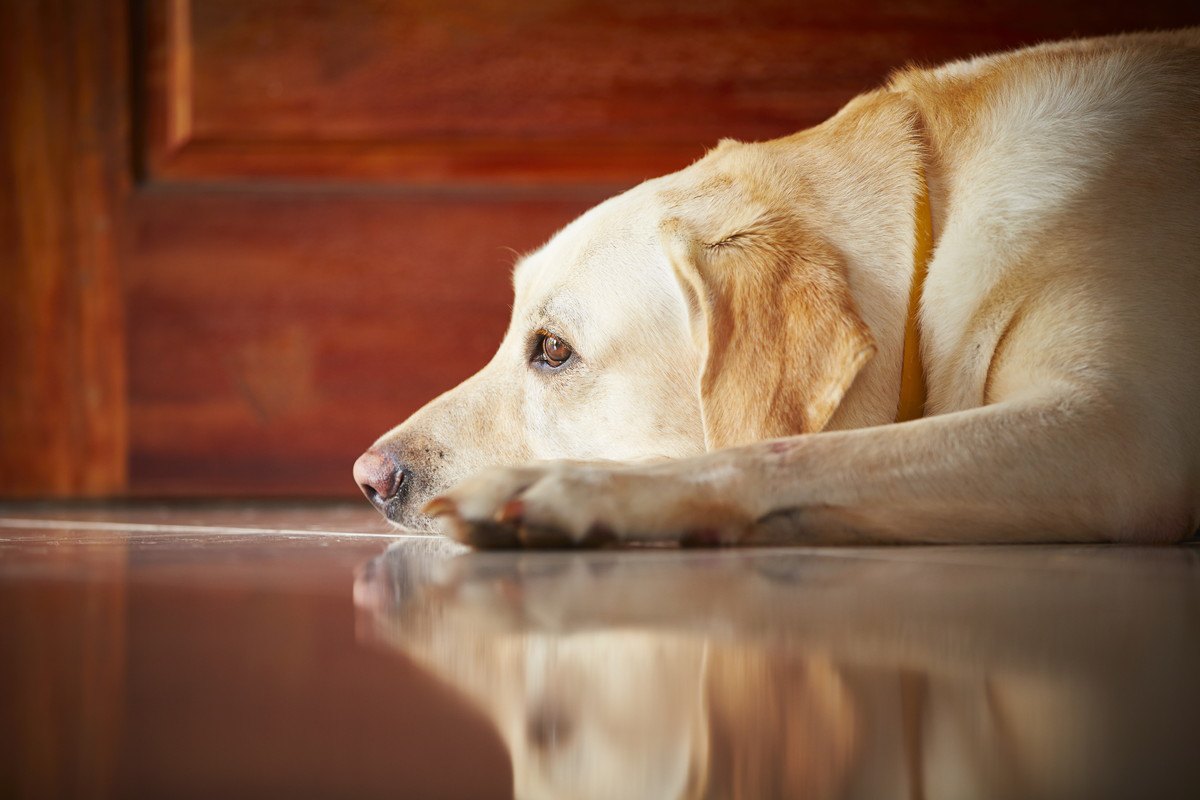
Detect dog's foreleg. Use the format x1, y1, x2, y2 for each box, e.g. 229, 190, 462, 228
429, 390, 1194, 546
735, 393, 1192, 544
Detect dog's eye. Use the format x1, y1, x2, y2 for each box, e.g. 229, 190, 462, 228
539, 334, 573, 368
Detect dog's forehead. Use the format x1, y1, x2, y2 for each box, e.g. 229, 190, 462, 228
510, 155, 752, 304
512, 182, 667, 309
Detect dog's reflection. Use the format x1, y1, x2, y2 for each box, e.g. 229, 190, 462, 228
354, 542, 1199, 800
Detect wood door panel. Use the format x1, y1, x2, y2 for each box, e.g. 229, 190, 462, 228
144, 0, 1200, 186
126, 188, 596, 495
185, 2, 921, 141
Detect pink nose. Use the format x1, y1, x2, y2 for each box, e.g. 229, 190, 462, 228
353, 448, 403, 505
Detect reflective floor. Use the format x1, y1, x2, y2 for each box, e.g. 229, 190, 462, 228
2, 503, 1198, 799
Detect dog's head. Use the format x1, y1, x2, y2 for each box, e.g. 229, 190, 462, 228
355, 91, 923, 528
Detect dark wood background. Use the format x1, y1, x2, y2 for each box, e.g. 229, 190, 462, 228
3, 0, 1197, 498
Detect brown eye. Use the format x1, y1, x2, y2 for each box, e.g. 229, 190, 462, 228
541, 334, 572, 367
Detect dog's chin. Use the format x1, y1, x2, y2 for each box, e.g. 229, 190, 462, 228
376, 496, 439, 533
388, 514, 438, 533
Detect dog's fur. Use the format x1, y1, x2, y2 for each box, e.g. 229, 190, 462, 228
359, 30, 1200, 546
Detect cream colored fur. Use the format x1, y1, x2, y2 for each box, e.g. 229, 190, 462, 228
365, 30, 1200, 545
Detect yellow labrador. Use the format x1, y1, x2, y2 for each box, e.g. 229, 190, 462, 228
354, 30, 1200, 546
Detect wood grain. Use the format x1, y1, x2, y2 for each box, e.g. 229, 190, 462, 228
143, 0, 1200, 186
0, 0, 130, 496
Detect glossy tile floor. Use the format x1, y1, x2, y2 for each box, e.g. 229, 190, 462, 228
2, 503, 1198, 799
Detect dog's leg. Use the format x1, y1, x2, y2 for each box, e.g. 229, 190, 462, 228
426, 389, 1194, 546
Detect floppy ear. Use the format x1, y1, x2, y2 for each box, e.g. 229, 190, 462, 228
662, 214, 875, 450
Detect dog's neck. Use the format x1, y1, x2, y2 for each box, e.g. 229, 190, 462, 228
895, 164, 933, 422
813, 88, 936, 432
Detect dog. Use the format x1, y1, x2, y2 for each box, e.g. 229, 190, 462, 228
354, 30, 1200, 546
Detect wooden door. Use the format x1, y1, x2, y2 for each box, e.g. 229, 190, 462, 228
4, 0, 1197, 498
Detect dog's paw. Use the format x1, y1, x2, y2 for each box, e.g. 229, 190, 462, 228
422, 459, 754, 549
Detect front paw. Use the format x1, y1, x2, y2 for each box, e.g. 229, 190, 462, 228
423, 462, 618, 548
423, 460, 752, 549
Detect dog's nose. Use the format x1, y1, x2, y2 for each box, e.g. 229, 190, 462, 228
353, 448, 406, 505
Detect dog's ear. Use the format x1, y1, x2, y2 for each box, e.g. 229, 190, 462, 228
661, 212, 875, 449
660, 89, 928, 449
